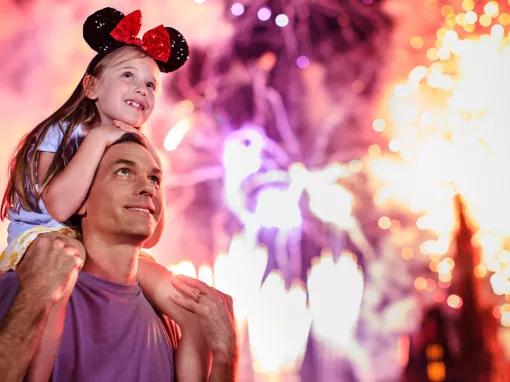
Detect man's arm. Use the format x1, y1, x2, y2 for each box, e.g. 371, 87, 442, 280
0, 283, 53, 382
0, 234, 84, 381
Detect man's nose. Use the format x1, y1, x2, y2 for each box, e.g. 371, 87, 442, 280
137, 176, 155, 196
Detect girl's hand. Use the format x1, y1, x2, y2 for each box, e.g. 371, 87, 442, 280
89, 120, 141, 147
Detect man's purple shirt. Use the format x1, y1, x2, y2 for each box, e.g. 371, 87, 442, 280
0, 271, 174, 381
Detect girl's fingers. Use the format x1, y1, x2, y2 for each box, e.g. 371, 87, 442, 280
113, 120, 139, 133
169, 292, 201, 314
171, 276, 205, 302
174, 275, 210, 292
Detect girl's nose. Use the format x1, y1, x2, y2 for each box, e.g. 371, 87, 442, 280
135, 82, 148, 96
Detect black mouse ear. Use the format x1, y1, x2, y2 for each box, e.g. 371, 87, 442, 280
83, 7, 125, 54
157, 27, 189, 73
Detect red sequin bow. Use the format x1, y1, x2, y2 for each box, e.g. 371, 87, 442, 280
110, 10, 171, 62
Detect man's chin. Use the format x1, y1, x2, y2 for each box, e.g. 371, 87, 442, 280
120, 228, 154, 245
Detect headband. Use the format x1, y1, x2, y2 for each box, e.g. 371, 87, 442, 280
83, 7, 189, 73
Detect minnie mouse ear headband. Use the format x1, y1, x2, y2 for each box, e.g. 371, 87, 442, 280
83, 7, 189, 73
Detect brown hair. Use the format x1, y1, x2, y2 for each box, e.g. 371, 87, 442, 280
1, 46, 148, 219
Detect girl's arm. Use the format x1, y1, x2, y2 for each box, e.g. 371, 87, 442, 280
41, 123, 137, 222
138, 257, 209, 381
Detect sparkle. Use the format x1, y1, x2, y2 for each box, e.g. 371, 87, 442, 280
231, 3, 245, 17
257, 7, 272, 22
275, 14, 289, 27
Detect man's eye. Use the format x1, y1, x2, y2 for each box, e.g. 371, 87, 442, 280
149, 175, 161, 185
122, 72, 133, 79
116, 168, 130, 176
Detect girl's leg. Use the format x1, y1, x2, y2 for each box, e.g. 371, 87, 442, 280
138, 255, 209, 382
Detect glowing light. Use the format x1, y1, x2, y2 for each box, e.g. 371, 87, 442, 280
388, 138, 401, 152
410, 35, 424, 49
257, 7, 272, 21
426, 344, 444, 359
372, 118, 386, 132
484, 1, 499, 18
296, 55, 310, 69
441, 5, 454, 17
414, 277, 428, 290
371, 20, 510, 307
462, 0, 475, 12
465, 11, 478, 24
223, 127, 264, 178
437, 257, 455, 274
247, 272, 311, 374
167, 261, 197, 278
499, 13, 510, 25
480, 14, 493, 27
490, 272, 510, 295
426, 47, 439, 61
427, 361, 446, 381
163, 118, 192, 151
447, 294, 463, 309
401, 247, 415, 260
378, 216, 391, 230
213, 233, 268, 323
348, 159, 363, 173
308, 251, 363, 350
254, 187, 302, 230
307, 183, 354, 230
474, 264, 488, 278
368, 144, 381, 157
455, 12, 466, 26
491, 24, 505, 38
408, 65, 428, 83
501, 309, 510, 327
230, 2, 245, 16
438, 272, 452, 283
197, 264, 213, 286
275, 14, 289, 27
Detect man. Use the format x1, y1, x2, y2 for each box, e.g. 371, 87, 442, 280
0, 134, 237, 381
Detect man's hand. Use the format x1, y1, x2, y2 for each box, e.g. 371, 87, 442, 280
170, 275, 237, 381
18, 233, 85, 303
0, 232, 85, 382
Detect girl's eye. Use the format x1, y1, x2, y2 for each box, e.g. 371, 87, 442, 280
149, 175, 161, 185
146, 82, 155, 90
116, 168, 131, 176
122, 72, 133, 79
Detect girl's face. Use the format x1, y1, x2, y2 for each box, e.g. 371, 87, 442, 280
88, 50, 160, 128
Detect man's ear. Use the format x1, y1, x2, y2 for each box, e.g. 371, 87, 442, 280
83, 74, 98, 101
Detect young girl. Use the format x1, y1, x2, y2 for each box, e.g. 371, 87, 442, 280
1, 7, 208, 381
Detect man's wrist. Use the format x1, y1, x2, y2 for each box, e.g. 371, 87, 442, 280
209, 351, 237, 382
18, 284, 56, 308
211, 345, 237, 366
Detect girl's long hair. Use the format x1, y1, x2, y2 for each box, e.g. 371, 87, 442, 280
1, 46, 146, 219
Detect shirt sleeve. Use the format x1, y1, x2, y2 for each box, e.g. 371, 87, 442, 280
37, 124, 64, 153
0, 272, 20, 322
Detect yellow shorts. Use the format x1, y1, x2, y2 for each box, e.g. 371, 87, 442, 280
0, 226, 80, 272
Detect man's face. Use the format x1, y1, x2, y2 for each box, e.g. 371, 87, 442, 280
80, 141, 163, 244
